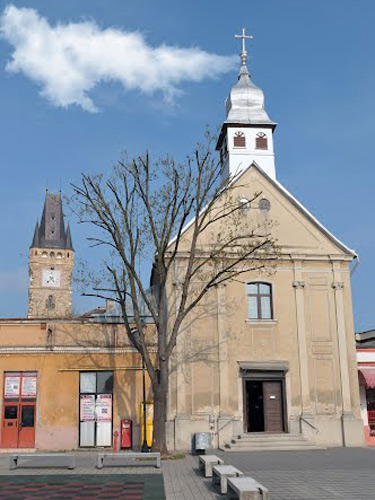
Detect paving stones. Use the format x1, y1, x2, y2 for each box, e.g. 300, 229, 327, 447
0, 475, 164, 500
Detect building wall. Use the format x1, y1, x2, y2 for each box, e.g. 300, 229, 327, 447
0, 321, 153, 451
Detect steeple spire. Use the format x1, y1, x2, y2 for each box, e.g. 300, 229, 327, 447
30, 192, 73, 249
216, 29, 277, 180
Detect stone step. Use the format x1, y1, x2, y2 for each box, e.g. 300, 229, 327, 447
222, 444, 321, 452
227, 440, 313, 448
233, 433, 308, 442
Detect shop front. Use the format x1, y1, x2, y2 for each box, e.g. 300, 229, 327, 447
79, 371, 113, 447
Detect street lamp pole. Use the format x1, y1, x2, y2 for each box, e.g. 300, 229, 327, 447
141, 359, 149, 452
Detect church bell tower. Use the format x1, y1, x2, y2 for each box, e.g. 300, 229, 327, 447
28, 192, 74, 318
216, 28, 277, 179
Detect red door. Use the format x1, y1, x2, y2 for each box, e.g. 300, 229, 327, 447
18, 405, 35, 448
1, 403, 36, 448
1, 372, 37, 448
1, 404, 19, 448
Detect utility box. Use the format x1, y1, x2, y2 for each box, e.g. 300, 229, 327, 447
194, 432, 211, 453
121, 419, 132, 449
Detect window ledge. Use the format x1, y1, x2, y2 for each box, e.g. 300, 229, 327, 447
245, 319, 277, 325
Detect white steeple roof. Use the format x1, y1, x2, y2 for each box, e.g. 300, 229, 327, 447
225, 28, 276, 126
225, 63, 276, 126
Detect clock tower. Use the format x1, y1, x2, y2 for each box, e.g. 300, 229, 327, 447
28, 191, 74, 318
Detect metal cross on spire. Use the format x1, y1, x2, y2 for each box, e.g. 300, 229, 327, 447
235, 28, 253, 66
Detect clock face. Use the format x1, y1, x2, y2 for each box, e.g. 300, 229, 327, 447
42, 270, 61, 288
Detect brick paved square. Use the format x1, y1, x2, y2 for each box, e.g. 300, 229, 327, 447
0, 475, 165, 500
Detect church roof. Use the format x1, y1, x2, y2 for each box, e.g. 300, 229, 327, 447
30, 192, 74, 250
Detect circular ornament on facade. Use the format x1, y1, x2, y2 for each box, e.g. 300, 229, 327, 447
259, 198, 271, 211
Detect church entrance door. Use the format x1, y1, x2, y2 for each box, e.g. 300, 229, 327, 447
245, 379, 285, 433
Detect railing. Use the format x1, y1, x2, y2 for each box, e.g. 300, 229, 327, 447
300, 416, 319, 434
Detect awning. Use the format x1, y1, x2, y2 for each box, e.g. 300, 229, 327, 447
359, 366, 375, 388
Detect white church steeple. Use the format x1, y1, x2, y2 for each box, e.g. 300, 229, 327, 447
216, 29, 277, 179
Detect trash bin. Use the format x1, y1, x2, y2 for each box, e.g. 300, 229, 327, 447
194, 432, 211, 453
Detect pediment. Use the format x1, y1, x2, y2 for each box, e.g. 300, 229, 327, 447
231, 163, 354, 258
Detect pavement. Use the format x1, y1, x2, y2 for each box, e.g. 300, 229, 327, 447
0, 448, 373, 499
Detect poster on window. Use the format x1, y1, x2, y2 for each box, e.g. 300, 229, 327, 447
80, 395, 96, 422
21, 373, 37, 398
95, 394, 112, 422
4, 373, 20, 398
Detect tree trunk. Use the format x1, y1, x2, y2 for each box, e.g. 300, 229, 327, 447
151, 369, 169, 455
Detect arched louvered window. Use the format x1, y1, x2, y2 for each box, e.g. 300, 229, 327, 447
247, 282, 273, 320
233, 131, 246, 148
255, 132, 268, 150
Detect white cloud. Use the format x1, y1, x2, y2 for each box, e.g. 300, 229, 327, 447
0, 5, 237, 112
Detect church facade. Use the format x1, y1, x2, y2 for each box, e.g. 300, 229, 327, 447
165, 42, 364, 450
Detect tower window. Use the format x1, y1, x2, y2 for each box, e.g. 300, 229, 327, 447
50, 252, 55, 258
256, 132, 268, 150
47, 295, 55, 311
57, 253, 62, 259
233, 131, 246, 148
42, 252, 48, 258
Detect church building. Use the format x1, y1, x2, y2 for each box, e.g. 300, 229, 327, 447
165, 34, 364, 451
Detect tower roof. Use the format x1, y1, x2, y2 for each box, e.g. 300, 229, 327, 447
224, 30, 276, 127
30, 192, 73, 250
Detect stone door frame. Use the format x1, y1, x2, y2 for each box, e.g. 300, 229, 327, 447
238, 361, 289, 434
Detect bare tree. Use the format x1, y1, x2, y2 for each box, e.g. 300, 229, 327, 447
70, 131, 278, 454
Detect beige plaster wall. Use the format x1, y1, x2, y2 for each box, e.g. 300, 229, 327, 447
166, 166, 364, 450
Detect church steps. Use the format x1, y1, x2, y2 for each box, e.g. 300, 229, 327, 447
221, 433, 322, 452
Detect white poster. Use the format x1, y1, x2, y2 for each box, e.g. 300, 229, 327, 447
95, 394, 112, 422
21, 373, 37, 398
80, 394, 95, 422
4, 373, 20, 398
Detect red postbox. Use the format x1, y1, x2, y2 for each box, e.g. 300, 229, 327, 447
121, 419, 132, 449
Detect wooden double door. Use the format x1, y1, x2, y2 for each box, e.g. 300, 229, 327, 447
244, 380, 285, 433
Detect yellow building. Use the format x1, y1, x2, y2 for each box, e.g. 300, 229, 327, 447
0, 318, 152, 450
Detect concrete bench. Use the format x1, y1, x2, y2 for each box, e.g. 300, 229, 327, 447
10, 454, 75, 470
227, 476, 270, 500
198, 454, 224, 477
97, 452, 161, 469
212, 464, 244, 494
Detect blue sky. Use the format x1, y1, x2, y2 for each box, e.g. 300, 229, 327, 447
0, 0, 373, 331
